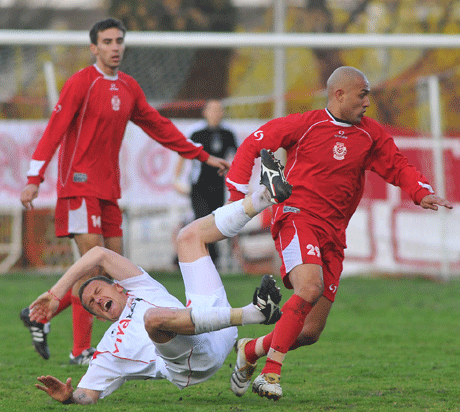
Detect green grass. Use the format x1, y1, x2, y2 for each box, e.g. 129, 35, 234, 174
2, 272, 460, 411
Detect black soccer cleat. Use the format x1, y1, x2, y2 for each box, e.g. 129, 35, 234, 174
260, 149, 293, 204
20, 307, 50, 360
253, 275, 282, 325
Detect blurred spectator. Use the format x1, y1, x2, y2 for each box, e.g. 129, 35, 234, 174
173, 99, 238, 264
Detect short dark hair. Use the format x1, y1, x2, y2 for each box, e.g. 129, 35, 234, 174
78, 275, 114, 315
89, 18, 126, 45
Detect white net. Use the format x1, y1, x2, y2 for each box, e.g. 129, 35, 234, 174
121, 47, 196, 104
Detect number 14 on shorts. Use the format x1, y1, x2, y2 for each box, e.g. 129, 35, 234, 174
91, 215, 101, 228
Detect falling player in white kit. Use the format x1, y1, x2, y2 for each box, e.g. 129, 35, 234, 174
28, 151, 292, 405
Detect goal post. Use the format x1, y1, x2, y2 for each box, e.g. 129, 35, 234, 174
2, 30, 460, 48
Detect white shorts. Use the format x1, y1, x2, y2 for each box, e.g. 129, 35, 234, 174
155, 256, 238, 389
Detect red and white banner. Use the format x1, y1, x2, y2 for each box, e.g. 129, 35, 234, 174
0, 120, 459, 275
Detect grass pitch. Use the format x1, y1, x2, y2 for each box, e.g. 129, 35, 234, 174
1, 271, 460, 411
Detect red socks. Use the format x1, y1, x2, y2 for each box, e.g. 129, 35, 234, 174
38, 289, 72, 324
37, 289, 94, 357
244, 294, 313, 374
244, 331, 274, 364
53, 289, 72, 316
71, 295, 93, 357
244, 339, 258, 364
261, 294, 312, 375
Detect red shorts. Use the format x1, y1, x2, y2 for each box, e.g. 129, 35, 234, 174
55, 197, 123, 238
272, 216, 344, 302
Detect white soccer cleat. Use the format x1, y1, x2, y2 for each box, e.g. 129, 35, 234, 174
252, 373, 283, 401
230, 338, 257, 397
260, 149, 292, 204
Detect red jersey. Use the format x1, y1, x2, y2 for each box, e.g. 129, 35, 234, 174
226, 109, 434, 247
26, 64, 209, 199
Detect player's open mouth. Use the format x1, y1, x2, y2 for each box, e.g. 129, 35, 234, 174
104, 300, 112, 311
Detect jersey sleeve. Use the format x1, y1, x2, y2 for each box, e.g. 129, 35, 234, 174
26, 75, 86, 186
366, 123, 434, 205
225, 115, 301, 201
129, 82, 209, 162
77, 353, 126, 399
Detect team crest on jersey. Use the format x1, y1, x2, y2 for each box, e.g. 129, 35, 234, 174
333, 142, 347, 160
111, 95, 120, 111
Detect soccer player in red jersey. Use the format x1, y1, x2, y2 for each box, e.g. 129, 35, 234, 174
227, 66, 453, 400
19, 18, 230, 365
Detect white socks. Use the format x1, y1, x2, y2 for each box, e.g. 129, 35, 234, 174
191, 306, 231, 334
251, 185, 273, 213
213, 199, 251, 238
241, 303, 265, 325
213, 186, 272, 238
190, 303, 266, 334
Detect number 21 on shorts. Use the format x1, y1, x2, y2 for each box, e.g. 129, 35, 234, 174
307, 244, 321, 258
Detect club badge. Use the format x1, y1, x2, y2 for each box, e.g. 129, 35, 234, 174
111, 95, 120, 111
333, 142, 347, 160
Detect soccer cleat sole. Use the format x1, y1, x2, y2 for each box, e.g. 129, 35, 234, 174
260, 149, 292, 204
254, 275, 282, 325
259, 274, 282, 305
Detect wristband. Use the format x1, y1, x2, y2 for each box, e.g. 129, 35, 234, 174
48, 290, 61, 303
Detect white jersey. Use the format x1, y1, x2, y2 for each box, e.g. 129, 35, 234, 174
78, 270, 237, 398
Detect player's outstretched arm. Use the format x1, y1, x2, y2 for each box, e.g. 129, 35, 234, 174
205, 155, 231, 176
36, 376, 99, 405
29, 246, 143, 323
29, 290, 60, 323
420, 194, 453, 211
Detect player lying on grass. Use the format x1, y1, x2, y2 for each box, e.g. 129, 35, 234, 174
28, 150, 292, 405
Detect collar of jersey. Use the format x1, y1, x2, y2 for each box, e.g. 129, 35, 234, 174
93, 63, 118, 81
324, 108, 353, 127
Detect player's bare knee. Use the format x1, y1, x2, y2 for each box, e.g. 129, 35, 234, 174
177, 223, 200, 250
290, 264, 324, 303
296, 281, 324, 304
